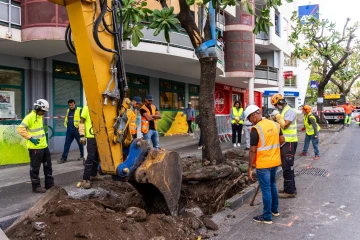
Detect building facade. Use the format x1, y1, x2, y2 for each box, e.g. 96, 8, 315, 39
0, 0, 294, 153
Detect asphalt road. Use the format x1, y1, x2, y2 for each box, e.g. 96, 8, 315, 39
214, 124, 360, 240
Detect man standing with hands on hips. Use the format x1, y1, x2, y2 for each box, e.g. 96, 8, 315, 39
246, 105, 284, 224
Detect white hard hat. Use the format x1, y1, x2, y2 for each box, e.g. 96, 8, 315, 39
244, 105, 260, 120
34, 99, 49, 112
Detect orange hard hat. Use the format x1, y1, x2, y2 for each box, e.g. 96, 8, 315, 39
270, 94, 285, 106
302, 105, 312, 113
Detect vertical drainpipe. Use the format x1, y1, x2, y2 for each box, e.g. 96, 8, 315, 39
6, 1, 12, 38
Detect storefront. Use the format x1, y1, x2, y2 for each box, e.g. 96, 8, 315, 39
262, 90, 300, 115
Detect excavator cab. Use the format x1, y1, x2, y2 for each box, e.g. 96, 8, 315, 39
48, 0, 182, 215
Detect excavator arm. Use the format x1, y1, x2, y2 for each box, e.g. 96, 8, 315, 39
48, 0, 182, 216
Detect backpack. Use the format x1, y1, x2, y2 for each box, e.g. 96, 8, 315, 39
308, 113, 320, 125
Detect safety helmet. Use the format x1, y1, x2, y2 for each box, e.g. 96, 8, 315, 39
302, 105, 312, 113
270, 94, 286, 106
244, 105, 261, 120
34, 99, 49, 112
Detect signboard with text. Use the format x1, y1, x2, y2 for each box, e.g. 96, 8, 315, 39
299, 4, 319, 24
0, 91, 15, 119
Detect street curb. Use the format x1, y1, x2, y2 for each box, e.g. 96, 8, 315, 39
211, 129, 342, 225
319, 124, 344, 132
0, 212, 25, 231
0, 228, 9, 240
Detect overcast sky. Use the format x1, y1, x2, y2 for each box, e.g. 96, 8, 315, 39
297, 0, 360, 32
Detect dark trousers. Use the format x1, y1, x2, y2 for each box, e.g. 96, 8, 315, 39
231, 124, 243, 144
281, 142, 298, 194
187, 120, 193, 133
29, 147, 54, 190
61, 130, 84, 159
83, 138, 100, 180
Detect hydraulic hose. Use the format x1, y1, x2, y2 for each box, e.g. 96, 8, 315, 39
65, 24, 76, 56
93, 0, 116, 53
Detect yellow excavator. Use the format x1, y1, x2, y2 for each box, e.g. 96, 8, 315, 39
48, 0, 182, 216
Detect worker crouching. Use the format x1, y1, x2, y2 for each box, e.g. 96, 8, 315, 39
299, 105, 321, 160
246, 105, 284, 224
17, 99, 54, 193
79, 105, 99, 189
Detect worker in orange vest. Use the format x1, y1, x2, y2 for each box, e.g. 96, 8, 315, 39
338, 102, 355, 127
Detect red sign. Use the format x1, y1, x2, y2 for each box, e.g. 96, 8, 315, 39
284, 71, 293, 79
232, 87, 246, 93
215, 90, 226, 113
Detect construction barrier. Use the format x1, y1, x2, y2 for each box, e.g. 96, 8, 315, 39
215, 114, 232, 142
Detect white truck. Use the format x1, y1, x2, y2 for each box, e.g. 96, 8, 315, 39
313, 94, 346, 124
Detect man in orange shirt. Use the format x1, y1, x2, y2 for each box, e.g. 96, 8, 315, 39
339, 102, 355, 127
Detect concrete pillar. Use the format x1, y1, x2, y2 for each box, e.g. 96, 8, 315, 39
278, 50, 284, 96
248, 77, 255, 104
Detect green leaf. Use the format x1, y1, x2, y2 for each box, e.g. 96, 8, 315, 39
141, 1, 147, 6
164, 28, 170, 43
186, 0, 195, 6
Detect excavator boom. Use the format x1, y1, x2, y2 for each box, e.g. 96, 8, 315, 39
48, 0, 182, 215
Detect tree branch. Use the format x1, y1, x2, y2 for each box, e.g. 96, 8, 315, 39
177, 0, 203, 49
157, 0, 168, 8
344, 73, 360, 94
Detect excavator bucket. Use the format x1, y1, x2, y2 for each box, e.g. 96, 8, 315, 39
132, 149, 182, 216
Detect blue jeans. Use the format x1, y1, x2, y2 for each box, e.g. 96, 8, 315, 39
256, 167, 279, 221
302, 133, 319, 156
143, 129, 159, 149
61, 130, 84, 159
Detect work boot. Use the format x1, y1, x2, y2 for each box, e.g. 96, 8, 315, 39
90, 176, 100, 181
313, 156, 320, 160
57, 158, 67, 164
278, 192, 296, 198
32, 187, 47, 193
81, 180, 91, 189
299, 152, 307, 156
253, 215, 272, 224
279, 189, 297, 195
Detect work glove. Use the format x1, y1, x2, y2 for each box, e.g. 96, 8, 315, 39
29, 137, 39, 145
275, 114, 286, 129
301, 127, 305, 132
80, 135, 86, 145
79, 123, 85, 136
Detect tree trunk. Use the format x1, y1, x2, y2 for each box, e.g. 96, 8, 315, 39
199, 57, 225, 164
317, 86, 327, 124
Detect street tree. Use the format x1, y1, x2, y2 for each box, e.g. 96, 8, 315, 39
121, 0, 292, 163
289, 14, 359, 123
329, 49, 360, 95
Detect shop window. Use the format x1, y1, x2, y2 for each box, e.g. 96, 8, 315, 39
0, 67, 24, 119
189, 84, 199, 110
53, 61, 82, 136
285, 76, 297, 87
124, 74, 149, 102
160, 79, 185, 110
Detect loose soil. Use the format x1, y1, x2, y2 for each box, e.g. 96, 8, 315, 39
7, 149, 250, 240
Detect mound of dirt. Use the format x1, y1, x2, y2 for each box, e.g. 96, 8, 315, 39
7, 150, 251, 240
6, 180, 201, 240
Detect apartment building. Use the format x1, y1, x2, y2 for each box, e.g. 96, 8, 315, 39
0, 0, 284, 153
254, 0, 311, 114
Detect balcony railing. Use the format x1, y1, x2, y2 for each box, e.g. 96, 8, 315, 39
256, 30, 269, 40
21, 0, 68, 29
255, 65, 278, 81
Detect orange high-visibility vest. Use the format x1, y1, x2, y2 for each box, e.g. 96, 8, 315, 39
141, 104, 157, 134
252, 119, 281, 169
129, 110, 137, 135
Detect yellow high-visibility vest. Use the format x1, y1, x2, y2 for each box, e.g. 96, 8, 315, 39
280, 105, 298, 142
231, 107, 244, 124
64, 107, 82, 128
19, 111, 48, 149
304, 114, 321, 135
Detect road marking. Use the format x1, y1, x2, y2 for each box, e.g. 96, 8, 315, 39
275, 216, 298, 227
